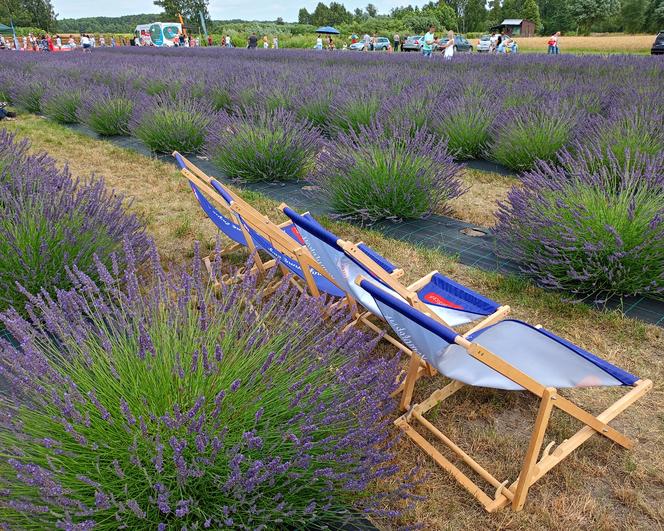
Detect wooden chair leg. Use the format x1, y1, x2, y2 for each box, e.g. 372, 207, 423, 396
400, 354, 423, 411
512, 387, 556, 511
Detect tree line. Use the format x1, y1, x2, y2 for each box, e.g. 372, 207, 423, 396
299, 0, 663, 36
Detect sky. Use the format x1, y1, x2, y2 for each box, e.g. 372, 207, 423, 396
53, 1, 427, 21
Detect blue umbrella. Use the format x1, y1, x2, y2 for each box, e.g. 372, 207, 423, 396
315, 26, 340, 35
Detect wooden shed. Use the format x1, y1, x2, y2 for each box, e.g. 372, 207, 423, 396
490, 19, 536, 37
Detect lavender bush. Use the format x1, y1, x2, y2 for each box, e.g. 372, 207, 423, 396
488, 101, 580, 171
77, 87, 134, 136
431, 96, 497, 160
41, 85, 83, 124
0, 130, 149, 315
584, 106, 664, 171
133, 94, 215, 154
0, 245, 410, 529
495, 147, 664, 300
206, 108, 322, 182
312, 123, 465, 223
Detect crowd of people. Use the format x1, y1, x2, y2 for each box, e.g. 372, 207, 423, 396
0, 28, 561, 55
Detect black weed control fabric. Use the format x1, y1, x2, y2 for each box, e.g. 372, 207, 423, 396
66, 125, 664, 327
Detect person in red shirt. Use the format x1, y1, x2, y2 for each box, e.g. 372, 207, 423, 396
47, 34, 54, 52
207, 35, 213, 47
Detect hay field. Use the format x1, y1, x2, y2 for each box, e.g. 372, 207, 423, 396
513, 33, 655, 54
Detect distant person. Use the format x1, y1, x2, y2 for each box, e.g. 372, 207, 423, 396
248, 32, 258, 49
273, 36, 278, 49
90, 35, 96, 47
442, 30, 455, 60
55, 35, 61, 49
328, 36, 335, 50
370, 33, 377, 51
548, 31, 560, 54
422, 25, 435, 57
363, 33, 370, 51
263, 35, 269, 49
489, 32, 498, 53
68, 36, 75, 48
99, 35, 105, 47
225, 35, 232, 47
393, 33, 400, 52
315, 34, 323, 50
110, 36, 116, 47
81, 34, 91, 52
178, 32, 185, 46
207, 35, 213, 46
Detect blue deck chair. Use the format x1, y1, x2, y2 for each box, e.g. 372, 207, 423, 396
359, 277, 652, 513
174, 152, 343, 298
279, 203, 510, 330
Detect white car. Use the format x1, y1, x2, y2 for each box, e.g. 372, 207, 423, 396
477, 35, 491, 52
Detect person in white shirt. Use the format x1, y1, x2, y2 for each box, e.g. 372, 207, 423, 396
443, 30, 455, 60
22, 36, 27, 50
99, 36, 105, 47
273, 36, 278, 49
80, 34, 91, 52
315, 35, 323, 50
225, 35, 231, 47
90, 35, 96, 47
68, 36, 75, 48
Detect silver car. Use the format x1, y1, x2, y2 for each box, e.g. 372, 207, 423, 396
477, 35, 491, 52
402, 35, 424, 52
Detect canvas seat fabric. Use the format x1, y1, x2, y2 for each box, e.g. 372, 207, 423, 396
282, 207, 501, 326
362, 279, 638, 391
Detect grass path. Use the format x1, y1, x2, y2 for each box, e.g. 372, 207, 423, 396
3, 115, 663, 530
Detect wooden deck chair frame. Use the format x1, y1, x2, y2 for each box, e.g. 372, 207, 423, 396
373, 282, 654, 512
173, 151, 308, 288
278, 201, 510, 395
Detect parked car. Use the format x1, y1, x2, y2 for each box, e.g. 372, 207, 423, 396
476, 35, 491, 52
437, 34, 473, 53
652, 31, 664, 55
373, 37, 391, 51
402, 35, 424, 52
349, 41, 366, 51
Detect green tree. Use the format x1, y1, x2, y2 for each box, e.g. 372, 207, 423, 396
522, 0, 542, 31
365, 3, 378, 17
311, 2, 330, 26
153, 0, 209, 23
276, 16, 285, 25
0, 0, 56, 31
621, 0, 645, 32
422, 1, 457, 30
645, 0, 664, 31
298, 8, 313, 24
568, 0, 620, 33
538, 0, 574, 33
464, 0, 487, 32
487, 0, 502, 28
501, 0, 522, 19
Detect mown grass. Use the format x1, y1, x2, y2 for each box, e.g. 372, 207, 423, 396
3, 114, 663, 530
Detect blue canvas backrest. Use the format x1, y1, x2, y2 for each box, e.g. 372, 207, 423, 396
188, 181, 248, 247
282, 207, 400, 315
224, 201, 344, 298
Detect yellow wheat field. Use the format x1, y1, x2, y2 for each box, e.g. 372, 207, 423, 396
511, 34, 655, 54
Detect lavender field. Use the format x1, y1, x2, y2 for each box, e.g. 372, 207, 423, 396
1, 48, 663, 530
0, 47, 662, 301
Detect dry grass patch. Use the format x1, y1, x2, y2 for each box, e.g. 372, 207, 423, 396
448, 168, 518, 227
4, 115, 664, 530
